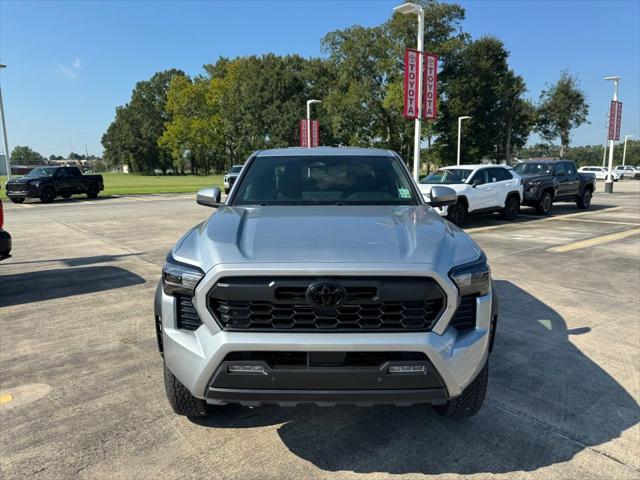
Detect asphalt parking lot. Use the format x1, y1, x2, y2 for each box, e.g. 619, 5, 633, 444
1, 182, 639, 480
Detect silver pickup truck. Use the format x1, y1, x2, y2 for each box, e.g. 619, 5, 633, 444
155, 147, 498, 417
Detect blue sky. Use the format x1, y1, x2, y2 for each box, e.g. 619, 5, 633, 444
1, 0, 638, 157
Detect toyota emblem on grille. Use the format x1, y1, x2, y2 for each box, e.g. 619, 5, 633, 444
306, 281, 348, 308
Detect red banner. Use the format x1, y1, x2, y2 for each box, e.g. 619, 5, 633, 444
311, 120, 320, 147
299, 119, 320, 147
423, 53, 438, 119
300, 119, 309, 147
615, 101, 623, 141
608, 101, 623, 141
403, 48, 420, 119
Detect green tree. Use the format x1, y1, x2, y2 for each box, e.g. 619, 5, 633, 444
10, 146, 44, 165
321, 0, 467, 162
536, 70, 589, 158
102, 69, 185, 173
436, 36, 533, 163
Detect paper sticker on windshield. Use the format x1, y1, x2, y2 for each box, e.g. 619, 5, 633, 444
398, 188, 411, 199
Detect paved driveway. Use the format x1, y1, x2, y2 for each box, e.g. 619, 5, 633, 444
1, 184, 639, 479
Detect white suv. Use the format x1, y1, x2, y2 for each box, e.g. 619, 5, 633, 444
614, 165, 640, 179
578, 166, 621, 181
419, 165, 523, 225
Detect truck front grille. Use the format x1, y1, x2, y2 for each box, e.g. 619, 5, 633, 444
208, 277, 445, 332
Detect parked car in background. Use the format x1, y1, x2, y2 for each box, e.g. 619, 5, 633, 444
578, 166, 621, 182
223, 164, 244, 194
418, 164, 523, 225
515, 159, 596, 215
0, 198, 11, 258
5, 166, 104, 204
614, 165, 640, 179
157, 147, 498, 418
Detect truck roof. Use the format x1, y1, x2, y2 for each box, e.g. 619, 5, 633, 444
521, 158, 575, 163
255, 147, 395, 157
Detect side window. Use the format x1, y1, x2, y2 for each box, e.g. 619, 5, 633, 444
487, 168, 500, 183
565, 162, 575, 175
470, 169, 487, 185
502, 168, 513, 180
554, 163, 566, 175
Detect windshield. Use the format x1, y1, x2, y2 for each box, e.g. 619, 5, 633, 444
232, 155, 418, 206
23, 167, 58, 178
421, 168, 472, 184
229, 166, 243, 174
513, 163, 553, 175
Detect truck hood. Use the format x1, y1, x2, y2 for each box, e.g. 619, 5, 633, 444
172, 205, 482, 272
6, 177, 36, 185
518, 173, 551, 182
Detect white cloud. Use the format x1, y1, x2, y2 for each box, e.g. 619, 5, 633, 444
54, 58, 82, 80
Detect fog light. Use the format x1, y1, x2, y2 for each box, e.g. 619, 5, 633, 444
389, 365, 426, 373
228, 365, 267, 375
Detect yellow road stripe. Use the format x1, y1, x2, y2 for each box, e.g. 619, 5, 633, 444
547, 227, 640, 253
559, 218, 640, 226
0, 393, 13, 404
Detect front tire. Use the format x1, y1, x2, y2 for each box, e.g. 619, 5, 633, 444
40, 188, 55, 204
535, 191, 553, 215
10, 198, 25, 204
501, 195, 520, 221
577, 188, 592, 209
434, 361, 488, 417
446, 202, 467, 226
87, 184, 99, 199
164, 363, 211, 417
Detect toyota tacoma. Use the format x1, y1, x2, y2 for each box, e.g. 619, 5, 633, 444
6, 166, 104, 204
155, 147, 498, 417
514, 159, 596, 215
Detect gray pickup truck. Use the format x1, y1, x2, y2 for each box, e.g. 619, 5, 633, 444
156, 147, 498, 417
514, 159, 596, 215
6, 166, 104, 204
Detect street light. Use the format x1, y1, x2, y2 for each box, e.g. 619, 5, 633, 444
306, 99, 321, 148
393, 2, 424, 181
604, 75, 620, 193
456, 116, 471, 166
622, 135, 635, 166
0, 63, 10, 180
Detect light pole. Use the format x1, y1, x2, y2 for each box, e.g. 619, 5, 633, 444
604, 76, 620, 193
306, 99, 321, 148
622, 135, 634, 166
394, 2, 424, 181
456, 116, 471, 166
0, 64, 11, 179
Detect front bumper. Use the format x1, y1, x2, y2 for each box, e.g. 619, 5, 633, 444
156, 268, 495, 406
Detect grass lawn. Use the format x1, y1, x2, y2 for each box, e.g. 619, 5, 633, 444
0, 173, 224, 200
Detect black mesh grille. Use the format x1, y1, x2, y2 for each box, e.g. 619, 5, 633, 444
451, 295, 476, 331
176, 296, 202, 331
208, 277, 445, 332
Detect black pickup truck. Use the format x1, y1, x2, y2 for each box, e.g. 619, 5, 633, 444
513, 159, 596, 215
5, 166, 104, 204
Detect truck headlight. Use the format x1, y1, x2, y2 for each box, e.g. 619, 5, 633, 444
162, 252, 204, 296
449, 253, 491, 296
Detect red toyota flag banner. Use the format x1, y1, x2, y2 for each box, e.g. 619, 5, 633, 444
423, 52, 438, 119
311, 120, 320, 147
615, 101, 623, 141
608, 101, 623, 141
300, 119, 309, 147
403, 48, 420, 119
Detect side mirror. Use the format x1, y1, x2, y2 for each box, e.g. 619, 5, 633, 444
196, 187, 222, 208
471, 178, 482, 187
429, 186, 457, 208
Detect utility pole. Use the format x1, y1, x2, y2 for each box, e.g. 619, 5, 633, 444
604, 76, 620, 193
0, 64, 11, 179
